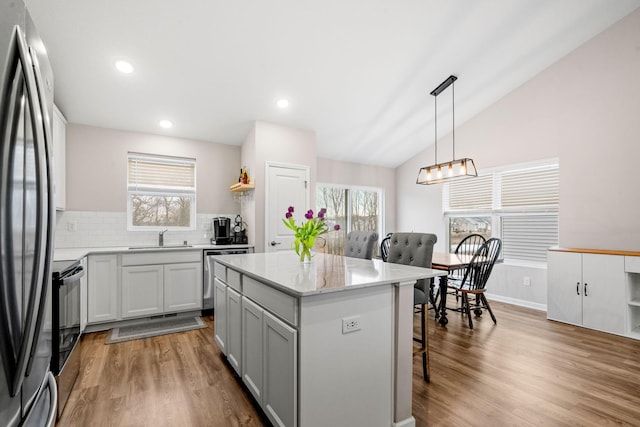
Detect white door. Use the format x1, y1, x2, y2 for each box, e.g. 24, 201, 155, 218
266, 163, 309, 253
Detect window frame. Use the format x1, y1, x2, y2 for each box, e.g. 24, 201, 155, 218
443, 159, 559, 266
126, 152, 197, 231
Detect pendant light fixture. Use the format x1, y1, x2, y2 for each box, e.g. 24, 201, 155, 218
416, 75, 477, 185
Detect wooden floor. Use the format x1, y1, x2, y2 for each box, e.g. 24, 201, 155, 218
58, 302, 640, 427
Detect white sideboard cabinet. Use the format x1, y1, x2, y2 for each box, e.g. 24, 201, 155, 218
548, 248, 632, 337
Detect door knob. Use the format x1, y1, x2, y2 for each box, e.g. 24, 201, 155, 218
270, 241, 281, 246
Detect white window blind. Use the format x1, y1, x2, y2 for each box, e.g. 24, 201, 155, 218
128, 153, 196, 194
445, 174, 493, 211
501, 215, 558, 263
501, 165, 559, 209
444, 160, 559, 263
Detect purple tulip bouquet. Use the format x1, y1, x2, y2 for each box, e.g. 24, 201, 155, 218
282, 206, 340, 262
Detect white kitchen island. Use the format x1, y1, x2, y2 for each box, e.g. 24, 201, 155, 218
212, 251, 445, 427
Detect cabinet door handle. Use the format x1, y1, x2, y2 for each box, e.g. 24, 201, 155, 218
584, 282, 588, 297
576, 282, 580, 295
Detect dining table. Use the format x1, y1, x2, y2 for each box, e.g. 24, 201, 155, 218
431, 252, 477, 326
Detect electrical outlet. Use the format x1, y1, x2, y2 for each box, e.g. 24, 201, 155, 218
67, 221, 77, 232
523, 276, 531, 286
342, 315, 361, 334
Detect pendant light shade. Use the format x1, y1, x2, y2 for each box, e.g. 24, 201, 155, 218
416, 75, 477, 185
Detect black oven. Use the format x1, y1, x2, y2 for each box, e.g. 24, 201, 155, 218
52, 259, 84, 418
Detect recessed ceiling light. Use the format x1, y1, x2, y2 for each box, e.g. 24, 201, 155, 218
159, 120, 173, 129
276, 98, 289, 109
115, 60, 134, 74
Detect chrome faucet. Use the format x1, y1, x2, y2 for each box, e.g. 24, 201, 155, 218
159, 229, 168, 247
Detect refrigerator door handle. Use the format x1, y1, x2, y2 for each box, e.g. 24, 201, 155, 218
24, 32, 56, 379
3, 24, 50, 397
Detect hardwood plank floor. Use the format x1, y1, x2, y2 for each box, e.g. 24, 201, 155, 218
58, 302, 640, 426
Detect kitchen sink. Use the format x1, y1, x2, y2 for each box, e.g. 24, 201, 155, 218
128, 245, 193, 250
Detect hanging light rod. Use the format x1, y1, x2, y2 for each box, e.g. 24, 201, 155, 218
416, 74, 478, 185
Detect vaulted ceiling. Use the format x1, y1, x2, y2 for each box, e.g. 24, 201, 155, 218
25, 0, 640, 167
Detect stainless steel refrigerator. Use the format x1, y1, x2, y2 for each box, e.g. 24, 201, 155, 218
1, 0, 57, 425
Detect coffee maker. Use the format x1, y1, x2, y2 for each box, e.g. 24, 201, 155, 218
232, 214, 248, 244
212, 217, 231, 245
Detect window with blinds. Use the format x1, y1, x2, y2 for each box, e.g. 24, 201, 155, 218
444, 161, 559, 264
127, 153, 196, 229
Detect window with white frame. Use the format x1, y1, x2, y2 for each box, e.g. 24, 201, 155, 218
127, 152, 196, 230
316, 184, 383, 255
444, 161, 559, 264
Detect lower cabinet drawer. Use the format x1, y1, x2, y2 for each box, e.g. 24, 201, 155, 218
243, 276, 298, 327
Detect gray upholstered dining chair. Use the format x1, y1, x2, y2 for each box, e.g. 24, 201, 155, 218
385, 232, 437, 380
386, 232, 438, 345
344, 231, 379, 260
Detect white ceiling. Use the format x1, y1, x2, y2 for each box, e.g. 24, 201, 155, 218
24, 0, 640, 168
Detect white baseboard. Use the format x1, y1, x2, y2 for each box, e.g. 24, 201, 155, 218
485, 293, 547, 312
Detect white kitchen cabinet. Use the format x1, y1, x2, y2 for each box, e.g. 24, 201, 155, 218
262, 310, 297, 427
121, 265, 164, 318
547, 251, 626, 335
80, 257, 88, 332
242, 296, 263, 402
87, 254, 119, 323
227, 287, 242, 375
52, 105, 66, 211
120, 251, 202, 319
242, 296, 297, 427
164, 262, 202, 312
214, 278, 227, 354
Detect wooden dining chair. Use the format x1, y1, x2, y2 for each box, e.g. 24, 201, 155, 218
380, 233, 392, 261
450, 234, 487, 302
446, 238, 501, 329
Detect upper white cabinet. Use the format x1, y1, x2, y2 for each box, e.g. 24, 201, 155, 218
52, 105, 66, 211
548, 250, 626, 336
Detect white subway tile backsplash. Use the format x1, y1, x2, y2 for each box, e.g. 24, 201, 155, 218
54, 210, 236, 249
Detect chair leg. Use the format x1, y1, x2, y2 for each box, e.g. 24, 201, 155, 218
463, 293, 474, 329
429, 283, 440, 319
481, 294, 497, 324
423, 307, 430, 382
421, 303, 426, 349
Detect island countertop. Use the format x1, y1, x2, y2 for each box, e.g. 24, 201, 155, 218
211, 251, 446, 297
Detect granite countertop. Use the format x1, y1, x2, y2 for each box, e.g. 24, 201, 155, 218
53, 243, 253, 262
212, 251, 447, 297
